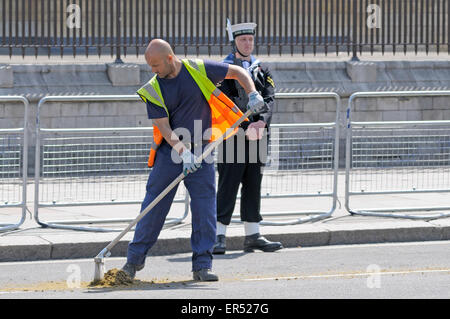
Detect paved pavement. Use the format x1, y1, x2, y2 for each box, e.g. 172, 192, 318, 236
1, 241, 449, 299
1, 170, 449, 262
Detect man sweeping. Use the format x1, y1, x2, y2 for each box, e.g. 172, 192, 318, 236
121, 39, 265, 281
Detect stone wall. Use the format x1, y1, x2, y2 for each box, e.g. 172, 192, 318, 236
0, 59, 449, 173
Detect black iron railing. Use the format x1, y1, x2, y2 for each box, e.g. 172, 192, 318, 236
0, 0, 448, 61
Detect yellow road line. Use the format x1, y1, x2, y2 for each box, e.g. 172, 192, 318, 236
243, 268, 450, 281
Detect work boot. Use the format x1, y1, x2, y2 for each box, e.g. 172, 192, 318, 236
212, 235, 226, 254
121, 262, 145, 280
193, 268, 219, 282
243, 233, 283, 253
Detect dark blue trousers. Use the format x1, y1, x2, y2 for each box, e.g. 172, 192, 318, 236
127, 143, 216, 271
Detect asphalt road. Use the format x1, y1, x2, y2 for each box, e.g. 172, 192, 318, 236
0, 241, 449, 300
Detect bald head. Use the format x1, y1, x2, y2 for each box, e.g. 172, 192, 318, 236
145, 39, 180, 79
145, 39, 174, 60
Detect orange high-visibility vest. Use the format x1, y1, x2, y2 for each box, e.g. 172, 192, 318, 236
136, 59, 247, 167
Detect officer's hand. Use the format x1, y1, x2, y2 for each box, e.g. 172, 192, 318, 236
247, 91, 265, 113
246, 120, 266, 141
180, 148, 202, 176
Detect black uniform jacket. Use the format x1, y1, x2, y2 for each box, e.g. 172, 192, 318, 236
218, 54, 275, 131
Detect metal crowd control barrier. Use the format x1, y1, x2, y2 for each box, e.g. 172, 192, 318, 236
345, 91, 450, 220
228, 92, 341, 225
0, 96, 29, 232
34, 95, 189, 232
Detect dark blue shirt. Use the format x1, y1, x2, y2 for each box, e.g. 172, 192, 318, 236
146, 59, 229, 143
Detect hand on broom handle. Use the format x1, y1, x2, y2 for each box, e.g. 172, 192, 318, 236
95, 109, 253, 261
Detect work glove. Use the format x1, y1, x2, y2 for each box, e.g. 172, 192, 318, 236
247, 91, 265, 113
180, 148, 202, 176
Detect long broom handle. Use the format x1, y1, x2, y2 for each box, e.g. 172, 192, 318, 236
95, 109, 252, 260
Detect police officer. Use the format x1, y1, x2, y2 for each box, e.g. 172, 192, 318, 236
213, 22, 283, 254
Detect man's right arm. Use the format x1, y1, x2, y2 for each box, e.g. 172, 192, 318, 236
152, 117, 186, 156
145, 98, 187, 156
153, 117, 201, 175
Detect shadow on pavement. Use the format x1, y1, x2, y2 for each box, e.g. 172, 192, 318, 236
84, 279, 215, 293
167, 252, 247, 263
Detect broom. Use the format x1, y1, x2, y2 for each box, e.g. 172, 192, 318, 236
93, 109, 252, 282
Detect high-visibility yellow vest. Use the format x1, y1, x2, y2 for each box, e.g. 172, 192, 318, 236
137, 59, 247, 167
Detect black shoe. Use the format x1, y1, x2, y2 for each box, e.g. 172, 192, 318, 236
243, 233, 283, 252
193, 269, 219, 281
212, 235, 226, 254
121, 262, 145, 280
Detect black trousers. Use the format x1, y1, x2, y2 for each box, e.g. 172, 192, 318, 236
216, 135, 265, 226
